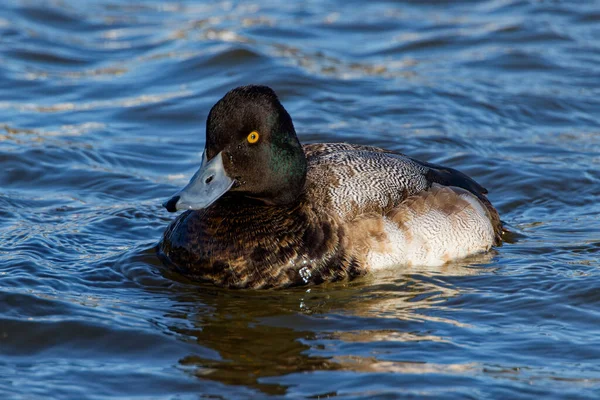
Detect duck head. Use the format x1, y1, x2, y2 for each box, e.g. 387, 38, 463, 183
163, 85, 307, 212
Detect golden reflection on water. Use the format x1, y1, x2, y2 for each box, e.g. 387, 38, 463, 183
333, 356, 477, 374
166, 258, 493, 395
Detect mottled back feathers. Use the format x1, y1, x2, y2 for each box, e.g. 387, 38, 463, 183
303, 143, 492, 219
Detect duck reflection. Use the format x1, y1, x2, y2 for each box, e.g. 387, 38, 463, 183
163, 255, 494, 395
165, 286, 339, 395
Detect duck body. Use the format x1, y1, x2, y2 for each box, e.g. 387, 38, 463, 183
160, 138, 502, 289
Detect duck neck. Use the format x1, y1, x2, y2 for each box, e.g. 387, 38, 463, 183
249, 131, 306, 206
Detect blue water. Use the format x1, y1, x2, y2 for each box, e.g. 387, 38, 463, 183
1, 1, 600, 398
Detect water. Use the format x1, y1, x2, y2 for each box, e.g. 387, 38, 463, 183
1, 0, 600, 398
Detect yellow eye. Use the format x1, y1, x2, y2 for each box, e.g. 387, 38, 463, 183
247, 131, 260, 144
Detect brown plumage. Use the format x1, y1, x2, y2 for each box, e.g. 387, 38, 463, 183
160, 192, 363, 289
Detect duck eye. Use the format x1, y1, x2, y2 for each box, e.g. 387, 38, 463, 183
247, 131, 260, 144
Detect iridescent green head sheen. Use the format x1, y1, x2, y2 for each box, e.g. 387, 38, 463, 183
163, 85, 307, 212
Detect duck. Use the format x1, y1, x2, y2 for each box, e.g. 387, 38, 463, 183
159, 85, 502, 289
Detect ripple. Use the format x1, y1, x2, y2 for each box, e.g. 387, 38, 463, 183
2, 0, 600, 398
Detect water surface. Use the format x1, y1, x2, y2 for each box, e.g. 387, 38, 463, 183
1, 0, 600, 398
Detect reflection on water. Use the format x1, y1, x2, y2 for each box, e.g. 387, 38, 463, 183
1, 0, 600, 398
175, 295, 335, 395
165, 259, 495, 395
170, 280, 441, 395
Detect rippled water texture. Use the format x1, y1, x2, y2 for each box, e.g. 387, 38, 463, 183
1, 1, 600, 398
